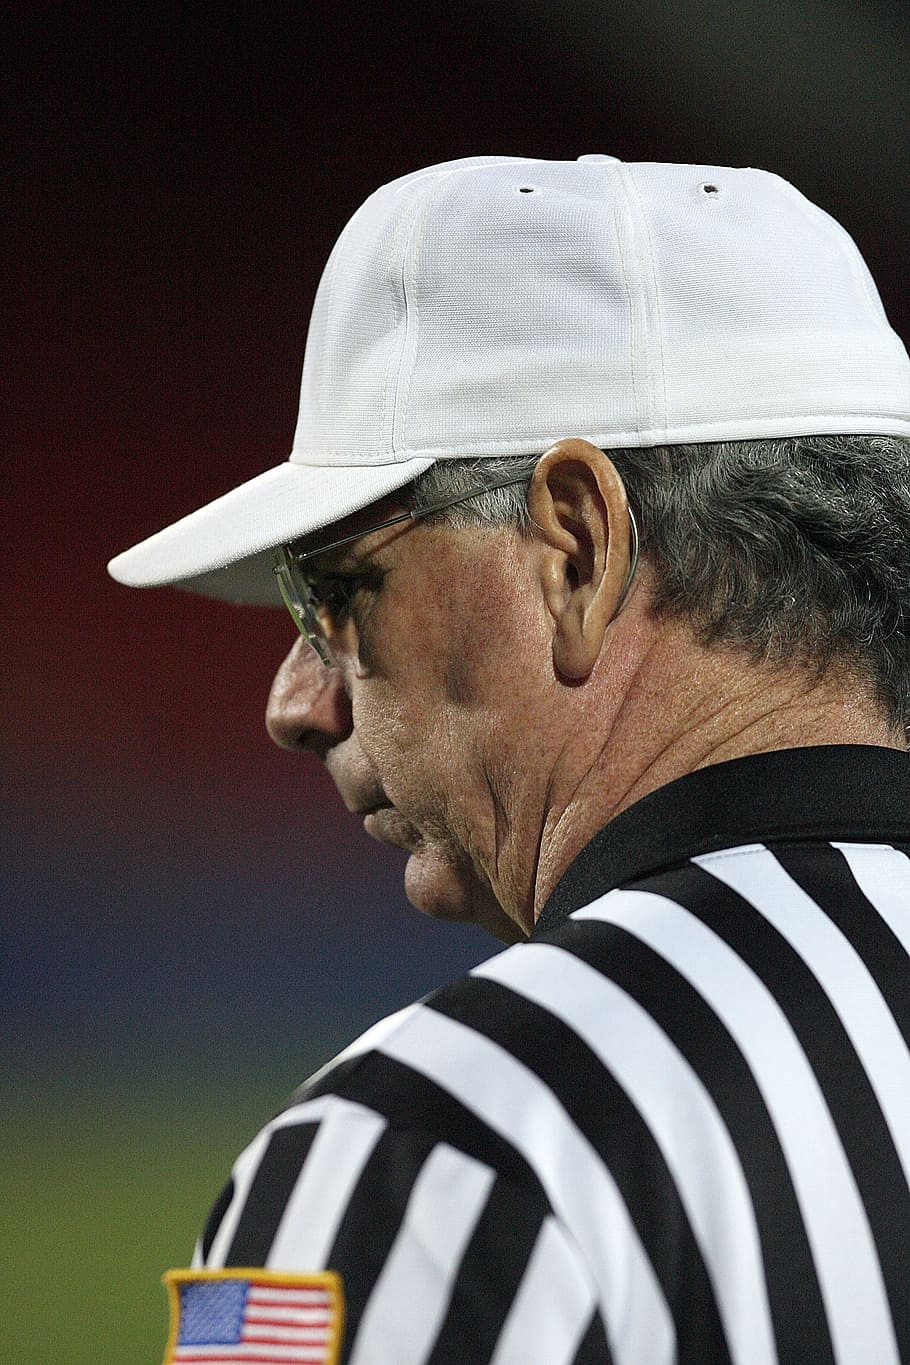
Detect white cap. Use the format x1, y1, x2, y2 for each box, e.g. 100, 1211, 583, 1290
108, 154, 910, 605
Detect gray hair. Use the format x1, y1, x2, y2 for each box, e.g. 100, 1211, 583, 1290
402, 435, 910, 739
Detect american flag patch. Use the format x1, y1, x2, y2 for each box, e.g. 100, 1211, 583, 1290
162, 1269, 344, 1365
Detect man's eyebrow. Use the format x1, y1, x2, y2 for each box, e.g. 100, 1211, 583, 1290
303, 544, 380, 578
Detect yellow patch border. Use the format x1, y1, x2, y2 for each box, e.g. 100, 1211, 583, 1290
161, 1266, 345, 1365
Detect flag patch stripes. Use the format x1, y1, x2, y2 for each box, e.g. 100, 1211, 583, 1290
162, 1269, 344, 1365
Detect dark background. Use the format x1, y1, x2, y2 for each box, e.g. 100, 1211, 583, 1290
5, 2, 908, 1359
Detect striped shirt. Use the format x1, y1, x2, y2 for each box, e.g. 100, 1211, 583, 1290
196, 744, 910, 1364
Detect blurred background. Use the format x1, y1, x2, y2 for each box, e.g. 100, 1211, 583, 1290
4, 1, 908, 1359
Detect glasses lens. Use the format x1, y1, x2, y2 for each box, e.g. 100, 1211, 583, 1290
273, 552, 335, 667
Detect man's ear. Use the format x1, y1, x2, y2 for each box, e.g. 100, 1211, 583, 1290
526, 438, 633, 681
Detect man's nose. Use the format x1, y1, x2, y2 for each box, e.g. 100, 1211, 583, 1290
266, 637, 354, 758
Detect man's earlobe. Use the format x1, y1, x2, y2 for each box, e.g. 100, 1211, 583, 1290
527, 438, 633, 681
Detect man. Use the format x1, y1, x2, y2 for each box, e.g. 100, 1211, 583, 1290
109, 157, 910, 1364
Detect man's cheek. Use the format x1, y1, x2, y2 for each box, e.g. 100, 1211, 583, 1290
324, 734, 388, 812
352, 693, 423, 770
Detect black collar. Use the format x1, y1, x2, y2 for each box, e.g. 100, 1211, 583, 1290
535, 745, 910, 936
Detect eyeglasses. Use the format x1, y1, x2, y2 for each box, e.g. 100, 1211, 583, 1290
273, 476, 640, 667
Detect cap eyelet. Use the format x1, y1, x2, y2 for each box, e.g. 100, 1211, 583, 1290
518, 186, 536, 194
700, 182, 720, 195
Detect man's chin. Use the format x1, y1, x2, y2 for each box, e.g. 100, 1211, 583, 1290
404, 846, 528, 945
363, 807, 526, 944
401, 845, 475, 921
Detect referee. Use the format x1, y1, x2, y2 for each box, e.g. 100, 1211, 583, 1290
110, 157, 910, 1364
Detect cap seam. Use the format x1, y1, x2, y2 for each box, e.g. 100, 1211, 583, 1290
395, 172, 449, 452
609, 173, 643, 439
627, 166, 669, 442
377, 185, 420, 457
615, 161, 661, 441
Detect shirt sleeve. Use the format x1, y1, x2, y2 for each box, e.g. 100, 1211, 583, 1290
196, 1093, 608, 1364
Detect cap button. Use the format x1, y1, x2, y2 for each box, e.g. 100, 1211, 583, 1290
576, 153, 620, 164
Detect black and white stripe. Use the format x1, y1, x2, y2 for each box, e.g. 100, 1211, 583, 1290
199, 837, 910, 1363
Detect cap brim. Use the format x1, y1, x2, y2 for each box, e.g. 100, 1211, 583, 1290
107, 456, 435, 605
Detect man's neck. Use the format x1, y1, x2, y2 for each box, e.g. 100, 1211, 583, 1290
532, 620, 906, 921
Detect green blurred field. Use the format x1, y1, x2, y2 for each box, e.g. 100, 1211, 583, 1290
6, 1075, 302, 1365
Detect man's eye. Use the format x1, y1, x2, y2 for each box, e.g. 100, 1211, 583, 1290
312, 572, 378, 627
311, 577, 355, 623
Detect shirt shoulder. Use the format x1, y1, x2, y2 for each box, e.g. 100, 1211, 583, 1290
194, 972, 609, 1362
